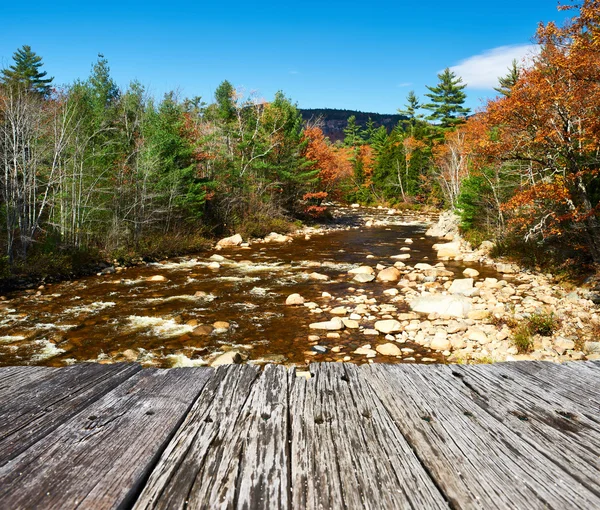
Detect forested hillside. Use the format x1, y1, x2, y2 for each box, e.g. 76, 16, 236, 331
299, 109, 406, 142
0, 0, 599, 285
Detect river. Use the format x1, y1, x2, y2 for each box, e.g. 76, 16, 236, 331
0, 208, 498, 369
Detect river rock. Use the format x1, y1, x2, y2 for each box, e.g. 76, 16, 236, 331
309, 317, 344, 331
410, 294, 472, 318
210, 254, 225, 262
208, 262, 221, 269
342, 318, 360, 329
217, 234, 243, 247
354, 346, 377, 357
467, 328, 489, 344
374, 319, 402, 334
351, 203, 360, 208
353, 273, 375, 283
265, 232, 292, 243
312, 345, 328, 354
448, 278, 474, 296
211, 351, 242, 366
308, 272, 330, 281
463, 268, 480, 278
430, 335, 451, 351
432, 241, 461, 260
414, 263, 434, 270
554, 336, 575, 354
496, 262, 519, 274
376, 267, 401, 282
348, 266, 374, 275
146, 275, 168, 282
376, 343, 402, 356
213, 321, 230, 330
286, 293, 305, 306
192, 325, 214, 336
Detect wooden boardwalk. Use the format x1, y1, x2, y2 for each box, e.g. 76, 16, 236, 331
1, 361, 599, 509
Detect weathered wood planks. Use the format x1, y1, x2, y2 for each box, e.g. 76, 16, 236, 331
290, 363, 449, 509
0, 368, 212, 509
1, 361, 600, 510
0, 362, 141, 464
361, 363, 600, 509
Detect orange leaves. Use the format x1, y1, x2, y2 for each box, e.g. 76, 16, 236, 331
303, 126, 352, 196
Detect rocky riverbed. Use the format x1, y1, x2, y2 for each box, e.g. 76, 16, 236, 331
0, 206, 598, 369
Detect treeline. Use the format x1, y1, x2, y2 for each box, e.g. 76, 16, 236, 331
306, 1, 600, 270
438, 0, 600, 268
0, 50, 320, 280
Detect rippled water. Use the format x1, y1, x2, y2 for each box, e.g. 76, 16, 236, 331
0, 209, 497, 369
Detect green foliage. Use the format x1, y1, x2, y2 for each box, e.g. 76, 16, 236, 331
527, 312, 560, 337
423, 68, 470, 129
456, 174, 488, 230
494, 59, 520, 97
512, 324, 534, 353
0, 45, 53, 96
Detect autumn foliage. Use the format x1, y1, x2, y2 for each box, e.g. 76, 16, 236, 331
303, 126, 353, 198
447, 0, 600, 262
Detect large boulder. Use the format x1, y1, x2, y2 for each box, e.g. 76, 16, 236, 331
217, 234, 243, 247
376, 267, 401, 283
432, 241, 462, 260
448, 278, 475, 296
410, 294, 472, 318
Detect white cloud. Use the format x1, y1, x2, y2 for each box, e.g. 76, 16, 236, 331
449, 44, 540, 89
289, 70, 300, 75
397, 82, 412, 88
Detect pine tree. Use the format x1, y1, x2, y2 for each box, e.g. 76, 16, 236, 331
398, 90, 422, 122
494, 59, 520, 97
423, 68, 470, 129
343, 115, 362, 146
1, 45, 53, 96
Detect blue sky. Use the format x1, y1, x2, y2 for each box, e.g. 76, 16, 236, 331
0, 1, 571, 114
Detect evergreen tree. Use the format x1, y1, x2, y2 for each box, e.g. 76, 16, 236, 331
494, 59, 520, 97
423, 68, 470, 129
398, 90, 422, 123
361, 117, 376, 144
214, 80, 236, 122
0, 45, 53, 96
343, 115, 362, 146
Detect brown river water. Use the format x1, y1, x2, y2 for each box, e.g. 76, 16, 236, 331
0, 209, 499, 369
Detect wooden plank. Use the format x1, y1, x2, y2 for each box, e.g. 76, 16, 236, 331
0, 362, 141, 465
289, 363, 448, 510
133, 364, 260, 510
427, 363, 600, 499
0, 366, 57, 393
0, 367, 213, 509
363, 363, 600, 509
480, 361, 600, 412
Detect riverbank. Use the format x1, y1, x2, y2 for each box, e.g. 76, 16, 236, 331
0, 206, 598, 369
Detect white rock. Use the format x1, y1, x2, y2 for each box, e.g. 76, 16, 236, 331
217, 234, 243, 247
374, 319, 402, 334
463, 268, 480, 278
410, 295, 472, 318
376, 343, 402, 356
432, 241, 461, 260
286, 293, 305, 306
309, 317, 345, 331
448, 278, 475, 296
146, 275, 168, 282
308, 272, 330, 281
353, 273, 375, 283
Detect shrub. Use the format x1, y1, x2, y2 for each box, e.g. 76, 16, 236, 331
527, 312, 560, 336
512, 324, 534, 353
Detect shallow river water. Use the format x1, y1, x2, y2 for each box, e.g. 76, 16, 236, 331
0, 209, 498, 369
